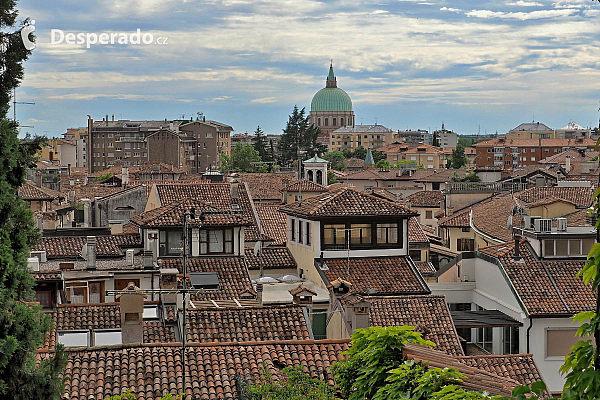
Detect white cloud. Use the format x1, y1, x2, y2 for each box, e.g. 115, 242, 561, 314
251, 97, 278, 103
506, 1, 542, 6
440, 7, 461, 12
466, 8, 577, 20
208, 95, 233, 102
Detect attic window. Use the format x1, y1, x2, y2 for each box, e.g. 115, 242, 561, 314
189, 272, 220, 290
94, 330, 122, 346
231, 204, 240, 210
57, 330, 89, 347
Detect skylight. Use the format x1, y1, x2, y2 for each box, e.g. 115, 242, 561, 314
189, 272, 220, 290
57, 331, 89, 347
143, 306, 159, 319
94, 330, 122, 346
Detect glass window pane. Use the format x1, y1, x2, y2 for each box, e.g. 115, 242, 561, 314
583, 239, 594, 256
209, 230, 224, 253
556, 240, 568, 256
569, 240, 581, 256
143, 306, 158, 319
200, 230, 207, 242
89, 282, 101, 303
168, 231, 183, 255
94, 330, 122, 346
225, 229, 233, 240
58, 331, 89, 347
323, 227, 334, 245
350, 224, 371, 245
544, 240, 554, 256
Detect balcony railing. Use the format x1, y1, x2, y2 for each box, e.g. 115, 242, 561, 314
445, 182, 530, 193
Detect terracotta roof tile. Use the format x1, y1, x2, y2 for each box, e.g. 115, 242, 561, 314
367, 295, 463, 356
19, 180, 61, 201
439, 207, 472, 228
409, 217, 429, 243
161, 257, 254, 301
32, 234, 142, 259
186, 305, 310, 342
255, 204, 287, 245
457, 354, 545, 387
43, 340, 350, 400
280, 187, 417, 219
244, 247, 296, 270
236, 172, 296, 200
320, 256, 429, 295
406, 190, 445, 208
282, 179, 328, 193
413, 169, 468, 183
516, 186, 593, 208
414, 261, 436, 276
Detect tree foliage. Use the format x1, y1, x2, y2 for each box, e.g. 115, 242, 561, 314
448, 144, 468, 169
277, 106, 326, 166
105, 389, 183, 400
246, 365, 335, 400
220, 143, 264, 172
322, 151, 346, 171
251, 125, 272, 162
0, 1, 67, 398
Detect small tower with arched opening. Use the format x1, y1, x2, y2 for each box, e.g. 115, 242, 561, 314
303, 155, 329, 186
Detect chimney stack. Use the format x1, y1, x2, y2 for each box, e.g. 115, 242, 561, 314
256, 283, 263, 305
118, 282, 146, 344
514, 234, 521, 260
289, 284, 317, 305
143, 250, 154, 269
344, 294, 371, 333
121, 167, 129, 186
105, 114, 109, 126
565, 156, 571, 173
86, 236, 96, 270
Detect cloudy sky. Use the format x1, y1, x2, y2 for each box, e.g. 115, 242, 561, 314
13, 0, 600, 137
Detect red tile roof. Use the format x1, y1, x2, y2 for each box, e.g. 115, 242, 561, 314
367, 295, 463, 356
255, 204, 287, 245
408, 217, 429, 243
406, 190, 445, 208
244, 247, 296, 270
32, 234, 142, 259
186, 305, 310, 342
439, 207, 472, 228
282, 179, 328, 193
19, 181, 61, 201
236, 172, 296, 200
457, 354, 545, 387
319, 256, 429, 296
280, 187, 417, 219
413, 169, 468, 183
160, 257, 255, 301
42, 339, 350, 400
516, 186, 593, 208
402, 144, 444, 154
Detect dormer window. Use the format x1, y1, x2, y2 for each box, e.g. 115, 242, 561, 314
322, 221, 402, 250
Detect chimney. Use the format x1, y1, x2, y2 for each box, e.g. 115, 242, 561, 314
160, 268, 179, 304
105, 114, 109, 126
565, 156, 571, 173
289, 284, 317, 305
112, 114, 115, 121
86, 236, 96, 270
230, 182, 239, 199
344, 294, 371, 333
256, 283, 263, 305
118, 282, 146, 344
121, 166, 129, 186
514, 234, 521, 260
143, 250, 154, 270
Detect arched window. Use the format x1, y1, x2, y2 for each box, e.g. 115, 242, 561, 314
307, 170, 314, 181
340, 118, 344, 126
318, 118, 321, 126
333, 118, 337, 126
316, 170, 323, 184
325, 118, 328, 126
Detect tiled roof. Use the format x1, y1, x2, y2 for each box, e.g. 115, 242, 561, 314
409, 217, 429, 243
319, 257, 429, 296
280, 187, 417, 219
538, 149, 590, 164
413, 169, 468, 183
160, 257, 255, 301
479, 240, 595, 316
186, 305, 310, 342
406, 190, 445, 208
44, 340, 350, 400
457, 354, 545, 387
516, 186, 593, 208
414, 261, 436, 276
130, 198, 250, 228
402, 144, 444, 154
471, 194, 519, 242
367, 295, 463, 356
368, 188, 398, 203
244, 247, 296, 270
255, 204, 287, 245
153, 182, 262, 241
43, 303, 175, 349
236, 172, 296, 200
378, 142, 413, 154
32, 234, 142, 259
439, 207, 472, 228
65, 184, 125, 201
18, 181, 61, 201
32, 271, 62, 281
344, 157, 365, 168
282, 179, 328, 193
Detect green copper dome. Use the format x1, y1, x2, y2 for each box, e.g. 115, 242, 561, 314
311, 88, 353, 112
310, 63, 352, 112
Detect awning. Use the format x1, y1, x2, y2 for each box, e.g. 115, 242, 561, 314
451, 310, 522, 328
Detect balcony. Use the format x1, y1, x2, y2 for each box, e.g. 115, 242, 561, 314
445, 182, 530, 194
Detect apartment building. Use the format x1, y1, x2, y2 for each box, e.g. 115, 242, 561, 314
329, 124, 396, 152
506, 121, 555, 140
86, 116, 232, 173
397, 129, 430, 145
433, 123, 458, 149
474, 136, 596, 168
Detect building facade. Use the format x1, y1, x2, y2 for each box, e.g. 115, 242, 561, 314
329, 124, 396, 152
309, 64, 355, 145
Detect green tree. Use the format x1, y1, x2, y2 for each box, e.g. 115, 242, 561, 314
277, 105, 326, 166
432, 131, 440, 147
0, 1, 68, 398
448, 144, 468, 169
251, 125, 271, 162
327, 170, 338, 184
372, 150, 386, 163
458, 137, 475, 148
322, 151, 346, 171
376, 159, 390, 170
246, 365, 335, 400
231, 143, 262, 172
105, 390, 183, 400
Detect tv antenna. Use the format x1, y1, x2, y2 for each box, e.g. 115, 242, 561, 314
13, 88, 35, 128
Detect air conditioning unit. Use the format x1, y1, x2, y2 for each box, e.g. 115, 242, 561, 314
556, 218, 568, 232
126, 249, 135, 266
534, 218, 552, 233
523, 215, 541, 230
27, 257, 40, 272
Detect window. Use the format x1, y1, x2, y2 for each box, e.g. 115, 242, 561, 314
66, 282, 88, 303
350, 224, 371, 245
376, 223, 399, 245
143, 306, 159, 319
476, 326, 493, 353
325, 118, 328, 126
457, 238, 475, 252
318, 118, 321, 126
291, 219, 296, 241
546, 329, 579, 357
206, 132, 213, 138
306, 222, 311, 245
333, 118, 336, 126
159, 230, 183, 256
531, 157, 535, 161
298, 221, 303, 244
58, 331, 89, 347
461, 227, 470, 232
504, 326, 519, 354
409, 249, 421, 261
323, 224, 346, 248
426, 210, 433, 219
94, 330, 122, 346
340, 118, 344, 126
199, 229, 233, 254
35, 290, 53, 308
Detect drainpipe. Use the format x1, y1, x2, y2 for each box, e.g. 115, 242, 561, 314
527, 317, 533, 353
